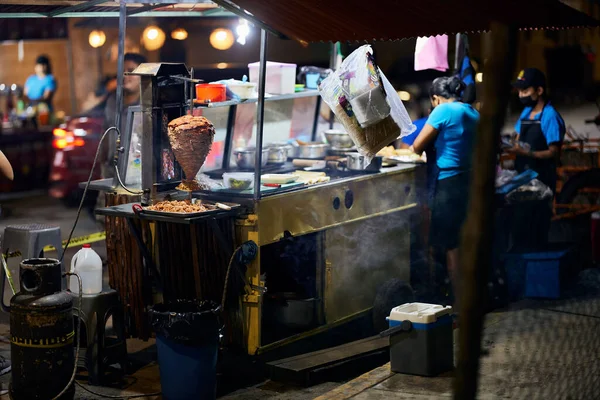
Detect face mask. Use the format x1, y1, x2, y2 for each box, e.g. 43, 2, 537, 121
519, 95, 538, 108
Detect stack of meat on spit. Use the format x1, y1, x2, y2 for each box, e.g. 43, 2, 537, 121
167, 115, 215, 191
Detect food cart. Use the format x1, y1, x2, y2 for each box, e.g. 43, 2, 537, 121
9, 0, 422, 355
93, 48, 423, 354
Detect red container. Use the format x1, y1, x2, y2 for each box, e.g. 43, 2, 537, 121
195, 84, 226, 103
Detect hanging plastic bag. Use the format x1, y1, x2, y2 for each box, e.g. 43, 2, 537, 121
319, 45, 415, 163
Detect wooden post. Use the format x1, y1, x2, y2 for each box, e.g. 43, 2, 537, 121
454, 23, 518, 400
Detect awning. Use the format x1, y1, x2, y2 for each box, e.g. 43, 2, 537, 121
214, 0, 599, 43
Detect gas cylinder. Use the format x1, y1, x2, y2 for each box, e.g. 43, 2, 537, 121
8, 258, 75, 400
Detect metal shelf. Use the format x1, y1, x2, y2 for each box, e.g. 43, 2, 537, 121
194, 90, 320, 109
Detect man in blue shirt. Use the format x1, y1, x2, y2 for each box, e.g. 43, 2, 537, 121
509, 68, 565, 194
24, 55, 57, 110
507, 68, 565, 249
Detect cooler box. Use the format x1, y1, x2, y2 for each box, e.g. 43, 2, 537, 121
387, 303, 453, 376
248, 61, 297, 94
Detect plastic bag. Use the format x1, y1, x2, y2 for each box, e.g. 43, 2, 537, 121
149, 300, 221, 346
319, 45, 415, 163
495, 168, 518, 188
505, 179, 553, 204
194, 173, 223, 190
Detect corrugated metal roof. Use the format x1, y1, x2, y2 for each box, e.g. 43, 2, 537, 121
0, 1, 221, 18
217, 0, 599, 43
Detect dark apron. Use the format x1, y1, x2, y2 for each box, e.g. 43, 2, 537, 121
514, 108, 557, 194
509, 107, 554, 250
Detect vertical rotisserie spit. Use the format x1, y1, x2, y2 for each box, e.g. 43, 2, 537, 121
167, 115, 215, 191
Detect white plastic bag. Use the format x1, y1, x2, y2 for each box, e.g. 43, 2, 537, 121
319, 45, 415, 163
495, 168, 518, 188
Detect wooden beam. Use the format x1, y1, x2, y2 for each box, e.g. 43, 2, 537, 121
454, 22, 518, 400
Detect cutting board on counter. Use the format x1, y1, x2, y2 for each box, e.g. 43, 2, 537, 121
213, 181, 305, 195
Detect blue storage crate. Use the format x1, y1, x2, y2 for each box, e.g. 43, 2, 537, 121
524, 248, 572, 298
504, 246, 573, 300
502, 254, 528, 301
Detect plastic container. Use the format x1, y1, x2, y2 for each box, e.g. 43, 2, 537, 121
149, 300, 221, 400
387, 302, 453, 376
525, 247, 573, 298
69, 244, 102, 294
195, 83, 226, 103
504, 245, 573, 299
248, 61, 297, 94
227, 81, 257, 99
305, 72, 320, 89
223, 172, 254, 190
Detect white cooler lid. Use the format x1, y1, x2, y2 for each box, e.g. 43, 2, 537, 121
388, 302, 453, 324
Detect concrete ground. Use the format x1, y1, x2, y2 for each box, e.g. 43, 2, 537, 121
312, 295, 600, 400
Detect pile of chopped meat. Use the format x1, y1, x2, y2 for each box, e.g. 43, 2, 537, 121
146, 200, 213, 213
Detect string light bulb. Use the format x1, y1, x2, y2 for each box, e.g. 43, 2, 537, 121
209, 28, 234, 50
142, 25, 166, 51
88, 30, 106, 48
171, 28, 188, 41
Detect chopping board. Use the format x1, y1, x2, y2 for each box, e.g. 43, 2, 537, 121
213, 181, 305, 195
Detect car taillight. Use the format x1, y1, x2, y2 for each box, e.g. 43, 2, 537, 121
53, 128, 85, 149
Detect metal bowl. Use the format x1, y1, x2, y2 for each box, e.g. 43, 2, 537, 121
267, 146, 287, 164
297, 143, 330, 159
346, 152, 383, 172
265, 143, 293, 163
324, 129, 354, 149
233, 147, 270, 169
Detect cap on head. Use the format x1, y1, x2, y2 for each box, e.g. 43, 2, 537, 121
512, 68, 546, 90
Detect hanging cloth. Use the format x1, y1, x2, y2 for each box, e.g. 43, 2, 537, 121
414, 35, 449, 72
454, 34, 476, 104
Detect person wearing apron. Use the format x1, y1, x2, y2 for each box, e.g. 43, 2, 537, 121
410, 76, 480, 305
508, 68, 565, 249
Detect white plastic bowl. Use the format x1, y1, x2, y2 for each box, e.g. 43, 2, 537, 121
223, 172, 254, 190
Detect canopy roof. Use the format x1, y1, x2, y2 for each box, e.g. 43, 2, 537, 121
0, 0, 597, 41
213, 0, 600, 42
0, 0, 230, 18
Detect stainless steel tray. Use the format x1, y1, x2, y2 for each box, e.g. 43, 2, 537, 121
139, 201, 240, 218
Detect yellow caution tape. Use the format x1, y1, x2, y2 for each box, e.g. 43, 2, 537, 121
5, 231, 106, 258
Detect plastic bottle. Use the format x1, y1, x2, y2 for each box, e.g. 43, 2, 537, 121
70, 244, 103, 294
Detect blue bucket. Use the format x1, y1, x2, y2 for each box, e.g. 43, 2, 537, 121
156, 334, 218, 400
150, 300, 221, 400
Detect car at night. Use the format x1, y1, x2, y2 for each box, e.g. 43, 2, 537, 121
48, 108, 104, 206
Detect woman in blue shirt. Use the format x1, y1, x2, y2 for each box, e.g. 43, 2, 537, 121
410, 76, 480, 300
24, 55, 57, 110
